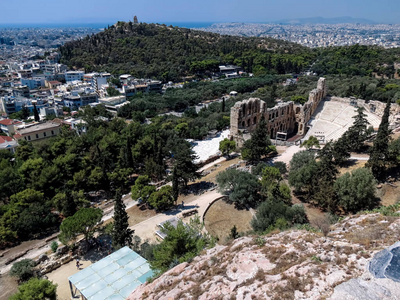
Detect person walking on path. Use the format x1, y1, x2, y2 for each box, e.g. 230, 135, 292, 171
76, 258, 80, 270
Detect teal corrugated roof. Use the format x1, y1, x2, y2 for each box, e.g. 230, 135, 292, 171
68, 247, 153, 300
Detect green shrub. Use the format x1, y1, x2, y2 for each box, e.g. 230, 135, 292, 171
10, 259, 36, 282
9, 277, 57, 300
273, 161, 287, 174
50, 241, 58, 253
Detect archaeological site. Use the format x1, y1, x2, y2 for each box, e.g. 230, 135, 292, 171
230, 77, 400, 146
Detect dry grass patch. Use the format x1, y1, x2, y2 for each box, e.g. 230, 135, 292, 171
101, 203, 157, 227
204, 199, 252, 242
262, 245, 287, 262
126, 205, 157, 226
376, 182, 400, 206
338, 160, 367, 175
265, 249, 308, 275
346, 223, 388, 249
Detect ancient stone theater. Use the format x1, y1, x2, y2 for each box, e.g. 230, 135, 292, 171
230, 77, 327, 146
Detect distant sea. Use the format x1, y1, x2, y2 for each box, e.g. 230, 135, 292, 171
0, 23, 111, 29
0, 22, 214, 29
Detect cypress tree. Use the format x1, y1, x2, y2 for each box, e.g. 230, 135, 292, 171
242, 117, 272, 163
367, 100, 391, 180
33, 102, 40, 122
112, 189, 133, 249
312, 142, 339, 212
346, 107, 371, 152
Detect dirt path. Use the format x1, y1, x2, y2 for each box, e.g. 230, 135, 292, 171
130, 189, 223, 242
272, 145, 302, 165
46, 259, 93, 300
0, 154, 239, 299
36, 189, 224, 300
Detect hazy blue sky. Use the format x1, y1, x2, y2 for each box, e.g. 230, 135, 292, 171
1, 0, 399, 24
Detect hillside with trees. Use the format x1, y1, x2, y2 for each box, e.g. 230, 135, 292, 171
0, 112, 200, 248
312, 44, 400, 78
60, 22, 314, 80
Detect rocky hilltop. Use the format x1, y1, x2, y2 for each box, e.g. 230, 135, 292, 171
129, 212, 400, 299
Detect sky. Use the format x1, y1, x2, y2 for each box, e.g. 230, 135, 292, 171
1, 0, 399, 25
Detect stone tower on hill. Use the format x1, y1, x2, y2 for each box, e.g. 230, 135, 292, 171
133, 16, 138, 24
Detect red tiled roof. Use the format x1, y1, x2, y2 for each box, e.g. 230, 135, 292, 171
0, 119, 13, 126
13, 133, 22, 139
0, 136, 13, 143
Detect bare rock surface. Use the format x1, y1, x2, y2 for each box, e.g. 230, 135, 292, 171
129, 213, 400, 300
330, 241, 400, 299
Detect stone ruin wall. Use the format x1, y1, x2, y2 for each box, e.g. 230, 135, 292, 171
329, 96, 400, 128
230, 77, 327, 146
294, 77, 327, 135
230, 98, 296, 147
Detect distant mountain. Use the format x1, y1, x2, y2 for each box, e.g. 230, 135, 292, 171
272, 16, 377, 25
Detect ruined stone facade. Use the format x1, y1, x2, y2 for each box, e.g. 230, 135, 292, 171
230, 77, 327, 146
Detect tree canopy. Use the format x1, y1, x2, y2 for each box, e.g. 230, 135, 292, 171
334, 168, 377, 213
300, 136, 320, 150
216, 169, 262, 207
288, 150, 318, 196
59, 208, 103, 244
150, 216, 214, 273
241, 117, 274, 163
251, 201, 308, 232
60, 22, 313, 81
147, 185, 175, 211
10, 259, 36, 282
219, 138, 236, 156
9, 278, 57, 300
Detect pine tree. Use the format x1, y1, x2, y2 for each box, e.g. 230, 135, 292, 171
367, 100, 391, 180
112, 189, 133, 249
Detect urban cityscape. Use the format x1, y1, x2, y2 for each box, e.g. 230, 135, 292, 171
1, 2, 400, 298
199, 22, 400, 48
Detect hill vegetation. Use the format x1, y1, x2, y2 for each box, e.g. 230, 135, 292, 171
60, 22, 400, 83
60, 22, 314, 80
313, 44, 400, 78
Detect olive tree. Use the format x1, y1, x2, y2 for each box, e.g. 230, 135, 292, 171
334, 168, 378, 213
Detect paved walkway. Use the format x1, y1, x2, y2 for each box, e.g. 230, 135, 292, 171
272, 145, 302, 165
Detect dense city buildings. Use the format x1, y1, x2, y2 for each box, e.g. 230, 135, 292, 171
0, 27, 101, 60
198, 23, 400, 48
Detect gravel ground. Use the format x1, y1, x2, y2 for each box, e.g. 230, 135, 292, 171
191, 129, 230, 163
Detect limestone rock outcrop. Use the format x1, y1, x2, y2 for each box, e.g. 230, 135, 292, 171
129, 213, 400, 300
